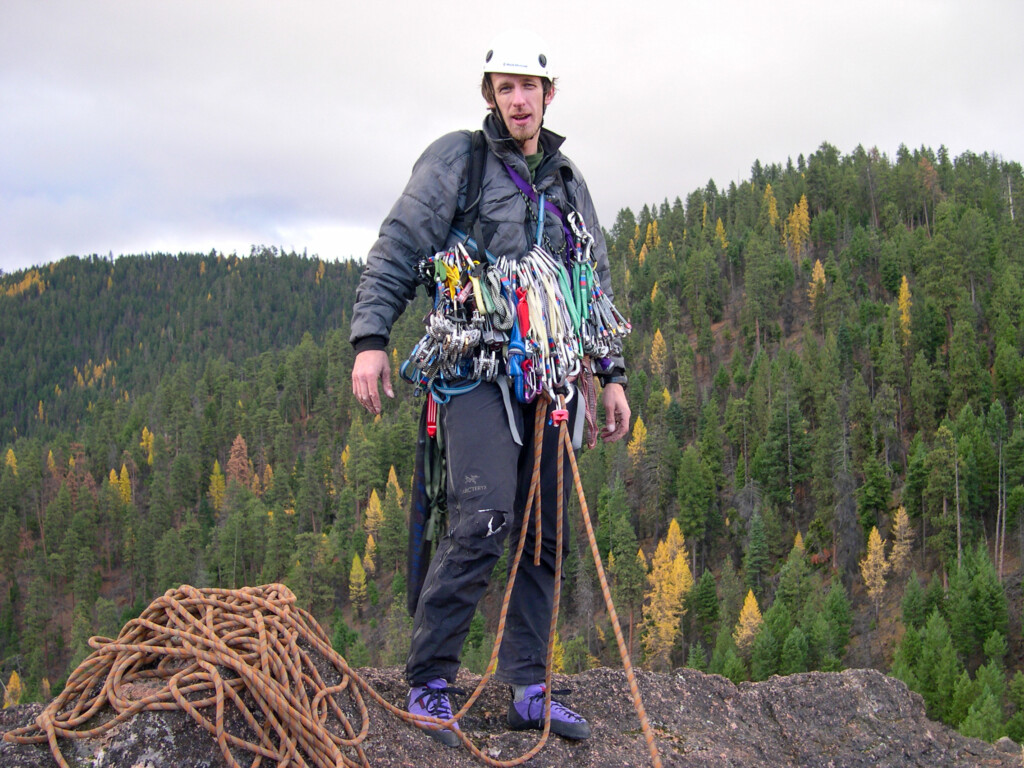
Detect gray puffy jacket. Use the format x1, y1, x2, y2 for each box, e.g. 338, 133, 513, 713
350, 112, 624, 377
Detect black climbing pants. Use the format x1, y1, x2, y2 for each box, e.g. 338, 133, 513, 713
405, 382, 577, 687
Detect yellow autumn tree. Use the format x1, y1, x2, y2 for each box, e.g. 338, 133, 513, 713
627, 417, 648, 466
785, 194, 811, 260
364, 489, 383, 536
551, 630, 565, 673
363, 534, 377, 576
209, 460, 226, 513
645, 220, 661, 250
898, 275, 912, 348
118, 464, 132, 505
733, 589, 762, 655
4, 448, 16, 477
3, 670, 23, 708
340, 445, 351, 484
386, 465, 404, 506
262, 464, 274, 495
860, 526, 890, 619
650, 329, 667, 379
889, 506, 914, 575
140, 426, 154, 466
808, 259, 826, 308
793, 531, 804, 552
349, 554, 367, 616
715, 218, 729, 252
641, 519, 693, 670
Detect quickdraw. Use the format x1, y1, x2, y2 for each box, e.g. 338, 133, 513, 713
401, 213, 630, 405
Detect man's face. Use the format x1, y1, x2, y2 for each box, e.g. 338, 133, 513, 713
487, 73, 554, 155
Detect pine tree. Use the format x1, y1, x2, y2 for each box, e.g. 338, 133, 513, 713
959, 691, 1006, 743
676, 446, 713, 562
902, 571, 927, 629
775, 538, 811, 612
856, 454, 890, 534
823, 580, 853, 662
780, 626, 810, 674
377, 484, 406, 575
691, 569, 720, 645
685, 643, 708, 671
743, 513, 769, 595
750, 622, 781, 681
890, 624, 922, 689
607, 480, 646, 654
917, 610, 964, 723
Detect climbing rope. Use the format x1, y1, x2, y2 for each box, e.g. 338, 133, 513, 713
5, 396, 661, 768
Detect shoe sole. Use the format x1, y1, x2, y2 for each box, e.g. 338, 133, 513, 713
507, 713, 592, 741
416, 723, 460, 748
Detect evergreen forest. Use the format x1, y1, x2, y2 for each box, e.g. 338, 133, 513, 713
3, 142, 1024, 744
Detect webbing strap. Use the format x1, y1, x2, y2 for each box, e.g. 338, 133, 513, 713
503, 162, 574, 253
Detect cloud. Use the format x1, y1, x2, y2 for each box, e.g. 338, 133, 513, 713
2, 0, 1022, 274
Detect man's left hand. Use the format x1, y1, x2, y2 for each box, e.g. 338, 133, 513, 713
600, 382, 630, 443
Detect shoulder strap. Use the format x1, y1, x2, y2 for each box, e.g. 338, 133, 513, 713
464, 130, 487, 222
451, 131, 487, 238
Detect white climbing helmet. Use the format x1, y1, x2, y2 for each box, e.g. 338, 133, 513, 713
483, 29, 553, 80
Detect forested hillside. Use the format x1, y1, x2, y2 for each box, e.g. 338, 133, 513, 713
2, 142, 1024, 743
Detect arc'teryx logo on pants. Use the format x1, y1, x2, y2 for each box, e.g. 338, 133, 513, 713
462, 474, 486, 495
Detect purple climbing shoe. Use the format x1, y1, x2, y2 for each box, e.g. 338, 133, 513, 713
408, 678, 461, 748
507, 684, 592, 740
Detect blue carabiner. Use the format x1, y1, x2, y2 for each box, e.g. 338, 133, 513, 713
535, 192, 546, 246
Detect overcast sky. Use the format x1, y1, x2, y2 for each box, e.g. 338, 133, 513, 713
1, 0, 1022, 275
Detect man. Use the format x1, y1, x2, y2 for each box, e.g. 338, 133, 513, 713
350, 29, 630, 747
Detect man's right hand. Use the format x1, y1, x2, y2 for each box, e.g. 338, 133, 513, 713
351, 350, 393, 415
